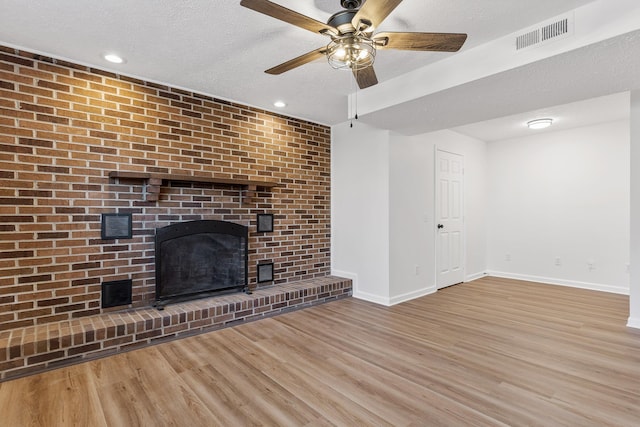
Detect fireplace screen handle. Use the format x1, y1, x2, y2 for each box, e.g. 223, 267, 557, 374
437, 224, 444, 229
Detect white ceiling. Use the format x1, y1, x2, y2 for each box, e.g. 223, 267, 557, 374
0, 0, 638, 137
453, 92, 630, 142
362, 27, 640, 136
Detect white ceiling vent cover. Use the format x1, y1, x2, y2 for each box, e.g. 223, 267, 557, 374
516, 14, 573, 51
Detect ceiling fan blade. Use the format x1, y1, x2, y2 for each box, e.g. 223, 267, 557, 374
241, 0, 337, 35
353, 66, 378, 89
265, 47, 327, 75
352, 0, 403, 32
374, 32, 468, 52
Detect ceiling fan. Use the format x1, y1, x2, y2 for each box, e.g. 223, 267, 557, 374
240, 0, 467, 89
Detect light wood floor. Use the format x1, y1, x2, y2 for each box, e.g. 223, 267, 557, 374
1, 277, 639, 426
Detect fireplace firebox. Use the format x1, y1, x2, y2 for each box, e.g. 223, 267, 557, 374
155, 220, 248, 308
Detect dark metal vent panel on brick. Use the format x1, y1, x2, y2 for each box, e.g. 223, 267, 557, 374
102, 279, 132, 308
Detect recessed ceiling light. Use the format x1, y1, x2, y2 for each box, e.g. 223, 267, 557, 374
103, 53, 125, 64
527, 118, 553, 129
273, 101, 286, 108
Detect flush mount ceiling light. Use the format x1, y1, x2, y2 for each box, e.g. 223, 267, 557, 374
103, 53, 125, 64
273, 100, 287, 108
527, 118, 553, 129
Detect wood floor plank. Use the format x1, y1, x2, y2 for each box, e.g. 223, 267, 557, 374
275, 306, 593, 426
225, 326, 396, 426
180, 329, 323, 426
94, 347, 219, 427
0, 276, 638, 426
0, 366, 108, 427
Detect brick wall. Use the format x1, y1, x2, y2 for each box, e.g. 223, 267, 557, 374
0, 46, 331, 330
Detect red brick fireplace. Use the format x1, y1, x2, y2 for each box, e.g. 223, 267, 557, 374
0, 46, 351, 380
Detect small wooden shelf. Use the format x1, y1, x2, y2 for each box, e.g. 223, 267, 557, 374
108, 171, 280, 203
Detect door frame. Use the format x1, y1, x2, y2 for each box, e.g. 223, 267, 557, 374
434, 147, 466, 290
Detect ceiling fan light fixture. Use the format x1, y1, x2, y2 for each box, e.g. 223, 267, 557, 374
335, 47, 347, 59
527, 118, 553, 129
327, 35, 376, 70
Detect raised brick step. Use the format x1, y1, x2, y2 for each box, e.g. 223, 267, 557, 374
0, 276, 352, 381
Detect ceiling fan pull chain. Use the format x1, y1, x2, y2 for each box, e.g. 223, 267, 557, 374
352, 69, 361, 127
354, 70, 359, 121
350, 69, 354, 128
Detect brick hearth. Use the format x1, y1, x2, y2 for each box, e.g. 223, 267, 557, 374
0, 276, 352, 381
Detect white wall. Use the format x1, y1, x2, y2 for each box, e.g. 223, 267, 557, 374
387, 130, 489, 304
332, 124, 487, 305
389, 130, 488, 289
332, 104, 634, 325
331, 122, 390, 303
630, 91, 640, 327
388, 134, 434, 303
486, 120, 630, 294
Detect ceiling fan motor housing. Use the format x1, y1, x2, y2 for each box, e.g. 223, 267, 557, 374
328, 10, 357, 34
340, 0, 363, 10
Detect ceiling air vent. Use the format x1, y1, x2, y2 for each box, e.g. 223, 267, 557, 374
542, 18, 569, 41
515, 15, 573, 51
516, 30, 540, 50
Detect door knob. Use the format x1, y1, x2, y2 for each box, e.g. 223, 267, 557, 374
437, 224, 444, 229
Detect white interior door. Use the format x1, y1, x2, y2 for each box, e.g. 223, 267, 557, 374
436, 149, 465, 289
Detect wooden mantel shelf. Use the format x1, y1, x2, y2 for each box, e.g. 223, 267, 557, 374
108, 171, 281, 203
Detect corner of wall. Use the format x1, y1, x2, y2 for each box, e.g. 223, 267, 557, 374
388, 286, 437, 306
465, 272, 488, 282
631, 89, 640, 330
331, 123, 391, 303
627, 317, 640, 329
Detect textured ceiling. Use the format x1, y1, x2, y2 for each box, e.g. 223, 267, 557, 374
362, 29, 640, 136
0, 0, 601, 129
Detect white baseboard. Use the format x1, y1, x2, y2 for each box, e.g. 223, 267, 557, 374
332, 269, 391, 305
332, 270, 437, 306
331, 270, 358, 286
389, 286, 437, 306
627, 317, 640, 329
331, 269, 389, 304
352, 286, 437, 306
486, 271, 629, 295
465, 271, 488, 282
352, 290, 391, 306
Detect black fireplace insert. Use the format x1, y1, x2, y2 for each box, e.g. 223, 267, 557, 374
155, 220, 248, 307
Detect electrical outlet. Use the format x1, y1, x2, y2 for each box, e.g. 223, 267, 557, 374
555, 257, 561, 266
587, 259, 595, 271
415, 265, 420, 276
505, 254, 511, 262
